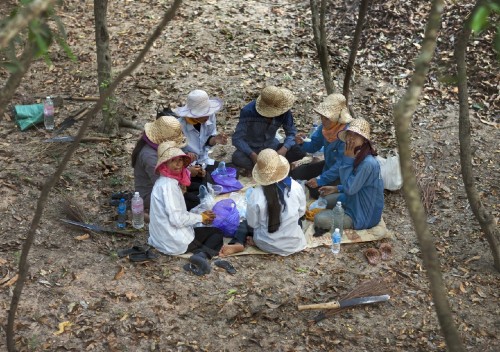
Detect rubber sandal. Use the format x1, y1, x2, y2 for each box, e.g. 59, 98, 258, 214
111, 191, 133, 200
379, 243, 392, 261
214, 259, 236, 275
129, 249, 159, 262
364, 248, 381, 266
184, 253, 211, 276
183, 263, 205, 276
117, 245, 149, 258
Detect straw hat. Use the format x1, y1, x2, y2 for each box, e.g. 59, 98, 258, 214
255, 86, 296, 118
174, 90, 223, 118
155, 141, 191, 172
337, 118, 371, 142
252, 149, 290, 186
144, 115, 187, 147
314, 93, 353, 124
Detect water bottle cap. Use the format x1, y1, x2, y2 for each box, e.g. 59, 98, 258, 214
335, 228, 340, 232
120, 198, 125, 202
336, 201, 342, 206
134, 192, 139, 197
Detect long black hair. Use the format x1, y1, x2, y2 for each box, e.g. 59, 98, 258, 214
262, 178, 291, 233
354, 140, 378, 170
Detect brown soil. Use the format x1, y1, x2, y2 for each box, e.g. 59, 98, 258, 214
0, 0, 498, 351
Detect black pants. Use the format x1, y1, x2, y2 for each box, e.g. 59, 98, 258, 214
229, 220, 253, 245
289, 160, 325, 199
186, 226, 224, 259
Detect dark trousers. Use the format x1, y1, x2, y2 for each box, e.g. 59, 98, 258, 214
229, 220, 253, 245
186, 226, 224, 259
231, 144, 307, 171
289, 160, 325, 199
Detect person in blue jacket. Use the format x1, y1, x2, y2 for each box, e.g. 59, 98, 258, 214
231, 86, 306, 174
290, 93, 353, 199
314, 118, 384, 232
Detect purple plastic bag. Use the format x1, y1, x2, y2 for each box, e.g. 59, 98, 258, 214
211, 167, 243, 194
212, 199, 240, 237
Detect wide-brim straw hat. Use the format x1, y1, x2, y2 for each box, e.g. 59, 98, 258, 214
144, 115, 187, 147
174, 89, 223, 118
155, 141, 191, 172
255, 86, 296, 118
337, 118, 371, 142
252, 148, 290, 186
314, 93, 353, 124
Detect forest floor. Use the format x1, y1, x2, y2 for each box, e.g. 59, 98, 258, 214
0, 0, 499, 351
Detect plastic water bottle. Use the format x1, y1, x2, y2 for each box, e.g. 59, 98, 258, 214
216, 161, 227, 176
309, 121, 319, 139
117, 198, 127, 229
43, 96, 55, 130
131, 192, 144, 229
332, 201, 344, 236
331, 228, 341, 254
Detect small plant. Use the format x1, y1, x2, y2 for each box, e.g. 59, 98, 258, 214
109, 176, 124, 187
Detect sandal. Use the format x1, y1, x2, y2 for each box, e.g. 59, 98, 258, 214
111, 191, 133, 200
364, 248, 381, 266
379, 243, 392, 261
117, 245, 149, 258
183, 253, 211, 276
129, 249, 159, 262
214, 259, 236, 275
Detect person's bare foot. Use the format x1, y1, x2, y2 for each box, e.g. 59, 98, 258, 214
246, 236, 255, 247
218, 243, 245, 257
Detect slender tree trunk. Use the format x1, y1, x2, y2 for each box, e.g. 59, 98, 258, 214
0, 41, 36, 116
310, 0, 334, 94
343, 0, 371, 103
393, 0, 465, 351
455, 1, 500, 272
6, 1, 183, 350
94, 0, 116, 135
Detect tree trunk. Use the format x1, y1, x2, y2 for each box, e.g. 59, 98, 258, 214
343, 0, 371, 103
393, 0, 465, 351
6, 1, 183, 350
310, 0, 334, 94
0, 41, 36, 117
455, 1, 500, 272
94, 0, 117, 135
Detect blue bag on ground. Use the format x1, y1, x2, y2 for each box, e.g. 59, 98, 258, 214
211, 166, 243, 194
212, 199, 240, 237
14, 104, 44, 131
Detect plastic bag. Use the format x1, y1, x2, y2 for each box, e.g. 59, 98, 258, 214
376, 153, 403, 191
14, 104, 44, 131
212, 198, 240, 237
190, 185, 215, 214
211, 166, 243, 194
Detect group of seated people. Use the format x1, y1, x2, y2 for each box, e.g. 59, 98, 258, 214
131, 86, 384, 275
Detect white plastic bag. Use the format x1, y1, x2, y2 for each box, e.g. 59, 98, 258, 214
376, 152, 403, 191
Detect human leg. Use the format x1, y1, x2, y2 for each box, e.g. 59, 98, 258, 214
289, 160, 324, 181
283, 144, 307, 163
187, 227, 224, 258
314, 210, 354, 234
219, 221, 250, 257
231, 150, 254, 171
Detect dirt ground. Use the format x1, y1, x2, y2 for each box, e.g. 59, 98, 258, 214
0, 0, 499, 351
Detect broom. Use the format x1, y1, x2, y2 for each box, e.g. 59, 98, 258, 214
300, 276, 394, 323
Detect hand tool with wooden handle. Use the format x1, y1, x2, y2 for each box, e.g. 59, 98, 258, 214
298, 294, 390, 311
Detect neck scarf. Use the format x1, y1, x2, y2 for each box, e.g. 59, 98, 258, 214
322, 122, 345, 143
354, 141, 378, 170
184, 117, 200, 125
142, 133, 158, 150
157, 163, 191, 186
276, 177, 292, 211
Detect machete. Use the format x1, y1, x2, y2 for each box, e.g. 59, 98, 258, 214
60, 219, 136, 237
298, 294, 390, 311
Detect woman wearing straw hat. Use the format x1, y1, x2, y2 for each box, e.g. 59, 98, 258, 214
290, 93, 353, 199
314, 118, 384, 233
231, 86, 306, 174
132, 115, 189, 211
219, 149, 307, 257
148, 141, 227, 276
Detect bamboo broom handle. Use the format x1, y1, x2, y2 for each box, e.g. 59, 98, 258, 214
298, 301, 341, 311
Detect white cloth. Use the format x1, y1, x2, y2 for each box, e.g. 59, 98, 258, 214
148, 176, 202, 255
246, 179, 307, 256
179, 114, 217, 165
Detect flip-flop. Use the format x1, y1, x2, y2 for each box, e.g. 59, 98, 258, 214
117, 245, 149, 258
129, 249, 159, 262
183, 253, 211, 276
183, 263, 205, 276
364, 248, 381, 266
214, 259, 236, 275
111, 191, 133, 200
379, 243, 392, 261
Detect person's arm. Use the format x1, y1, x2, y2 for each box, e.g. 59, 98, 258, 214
143, 149, 160, 184
296, 182, 307, 217
281, 110, 298, 150
232, 108, 253, 156
162, 182, 203, 227
338, 156, 372, 195
245, 188, 261, 229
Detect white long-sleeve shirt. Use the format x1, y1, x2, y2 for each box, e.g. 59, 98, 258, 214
247, 179, 307, 256
148, 176, 202, 255
179, 114, 217, 165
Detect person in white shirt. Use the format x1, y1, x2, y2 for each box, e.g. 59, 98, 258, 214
219, 149, 307, 257
148, 141, 225, 276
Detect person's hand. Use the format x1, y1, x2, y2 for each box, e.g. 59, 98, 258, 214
290, 161, 298, 170
319, 185, 337, 196
295, 133, 306, 145
344, 139, 360, 158
277, 146, 288, 156
213, 134, 228, 145
187, 152, 198, 162
306, 178, 319, 188
201, 210, 216, 225
189, 165, 203, 177
180, 185, 187, 194
250, 152, 258, 164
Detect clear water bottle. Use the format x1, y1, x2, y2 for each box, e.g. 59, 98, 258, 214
131, 192, 144, 229
117, 198, 127, 229
216, 161, 227, 176
331, 228, 341, 254
309, 122, 319, 139
43, 96, 55, 130
332, 201, 344, 236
